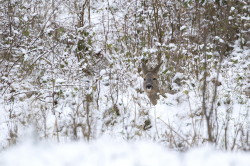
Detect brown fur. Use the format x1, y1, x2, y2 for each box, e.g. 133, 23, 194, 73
142, 61, 162, 105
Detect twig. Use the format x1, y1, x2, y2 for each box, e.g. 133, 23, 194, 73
158, 118, 191, 146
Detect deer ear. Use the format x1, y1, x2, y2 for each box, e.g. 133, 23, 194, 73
152, 61, 163, 73
142, 62, 148, 75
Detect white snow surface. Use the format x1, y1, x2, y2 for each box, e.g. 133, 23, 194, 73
0, 137, 249, 166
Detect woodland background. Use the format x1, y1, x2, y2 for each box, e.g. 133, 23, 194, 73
0, 0, 250, 153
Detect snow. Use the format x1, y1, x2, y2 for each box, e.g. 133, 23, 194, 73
241, 16, 250, 21
230, 7, 235, 12
55, 78, 66, 84
228, 16, 234, 20
1, 0, 250, 164
180, 25, 187, 31
0, 137, 249, 166
214, 36, 225, 43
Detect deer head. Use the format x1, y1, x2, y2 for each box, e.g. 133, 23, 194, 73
142, 61, 162, 105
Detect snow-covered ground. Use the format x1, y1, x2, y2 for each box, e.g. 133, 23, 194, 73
0, 136, 249, 166
0, 1, 249, 165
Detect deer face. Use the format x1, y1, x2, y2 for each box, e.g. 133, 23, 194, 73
142, 61, 162, 105
143, 71, 159, 94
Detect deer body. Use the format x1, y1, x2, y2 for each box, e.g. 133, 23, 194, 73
142, 62, 162, 105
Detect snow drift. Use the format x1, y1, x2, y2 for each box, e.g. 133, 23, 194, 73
0, 138, 249, 166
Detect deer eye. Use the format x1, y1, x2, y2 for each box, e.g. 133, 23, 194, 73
144, 78, 146, 81
153, 78, 157, 80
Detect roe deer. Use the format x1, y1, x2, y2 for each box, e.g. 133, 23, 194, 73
142, 61, 162, 105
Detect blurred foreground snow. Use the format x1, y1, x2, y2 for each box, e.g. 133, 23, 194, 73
0, 137, 249, 166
